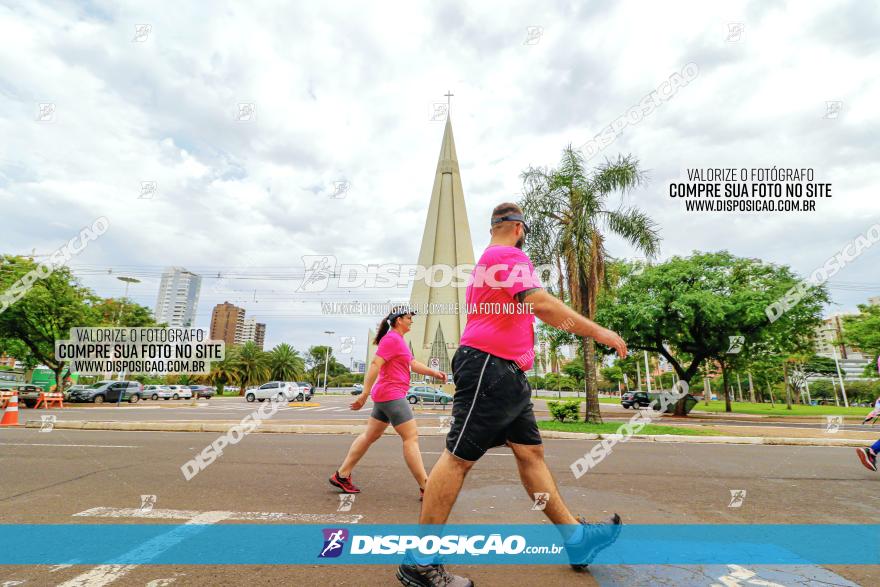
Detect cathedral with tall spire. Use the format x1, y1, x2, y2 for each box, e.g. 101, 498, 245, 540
366, 115, 475, 376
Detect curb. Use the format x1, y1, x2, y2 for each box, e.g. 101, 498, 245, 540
21, 419, 872, 447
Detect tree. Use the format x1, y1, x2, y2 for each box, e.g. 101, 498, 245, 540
789, 355, 840, 400
843, 304, 880, 376
305, 345, 347, 386
521, 147, 660, 423
597, 251, 830, 414
600, 364, 624, 391
204, 354, 238, 392
562, 360, 585, 383
268, 343, 305, 381
91, 298, 159, 327
537, 322, 575, 375
228, 342, 270, 395
0, 256, 100, 391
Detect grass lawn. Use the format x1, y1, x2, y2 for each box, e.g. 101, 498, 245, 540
537, 420, 719, 436
535, 395, 870, 418
534, 395, 618, 403
690, 400, 870, 417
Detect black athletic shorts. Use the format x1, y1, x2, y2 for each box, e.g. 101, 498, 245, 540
445, 345, 542, 462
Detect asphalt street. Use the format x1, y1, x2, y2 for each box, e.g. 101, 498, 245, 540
1, 425, 877, 586
16, 395, 880, 434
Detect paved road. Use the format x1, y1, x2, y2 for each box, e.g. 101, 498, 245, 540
18, 396, 879, 434
18, 395, 451, 423
1, 426, 877, 586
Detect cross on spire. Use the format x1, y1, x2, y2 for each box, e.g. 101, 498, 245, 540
444, 90, 454, 117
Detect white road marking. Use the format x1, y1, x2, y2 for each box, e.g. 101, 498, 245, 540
63, 507, 362, 585
74, 506, 363, 523
0, 443, 137, 448
58, 511, 230, 587
145, 575, 183, 587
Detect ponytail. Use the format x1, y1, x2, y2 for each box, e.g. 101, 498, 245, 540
374, 305, 414, 345
374, 315, 393, 345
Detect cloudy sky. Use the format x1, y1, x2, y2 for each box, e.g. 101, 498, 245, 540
1, 0, 878, 361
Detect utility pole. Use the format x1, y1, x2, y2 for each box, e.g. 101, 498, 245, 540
783, 360, 792, 410
322, 330, 335, 393
704, 363, 711, 406
644, 351, 652, 394
831, 346, 849, 407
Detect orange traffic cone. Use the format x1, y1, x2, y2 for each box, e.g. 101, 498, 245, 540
0, 392, 20, 426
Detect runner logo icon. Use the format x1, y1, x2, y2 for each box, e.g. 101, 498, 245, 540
319, 528, 349, 558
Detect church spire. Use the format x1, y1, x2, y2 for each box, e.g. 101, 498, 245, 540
406, 116, 475, 373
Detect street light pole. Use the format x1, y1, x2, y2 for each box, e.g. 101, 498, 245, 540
832, 346, 849, 407
323, 330, 335, 393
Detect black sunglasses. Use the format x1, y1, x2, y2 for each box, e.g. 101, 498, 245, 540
491, 213, 530, 234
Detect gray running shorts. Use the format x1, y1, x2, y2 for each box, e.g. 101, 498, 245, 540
371, 398, 414, 427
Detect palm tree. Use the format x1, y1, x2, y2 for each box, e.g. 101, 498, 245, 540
520, 147, 660, 423
206, 354, 239, 394
230, 341, 271, 396
268, 343, 305, 381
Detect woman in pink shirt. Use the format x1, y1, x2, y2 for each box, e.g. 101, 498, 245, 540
329, 306, 447, 498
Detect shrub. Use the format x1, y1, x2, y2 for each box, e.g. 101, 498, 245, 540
547, 399, 580, 423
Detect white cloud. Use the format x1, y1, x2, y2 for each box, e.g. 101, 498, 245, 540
1, 0, 878, 357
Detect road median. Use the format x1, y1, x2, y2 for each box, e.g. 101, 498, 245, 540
22, 419, 871, 447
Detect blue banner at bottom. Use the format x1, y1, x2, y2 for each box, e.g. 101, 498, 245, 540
1, 524, 878, 565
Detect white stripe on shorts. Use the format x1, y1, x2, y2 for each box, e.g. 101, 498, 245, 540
451, 353, 491, 457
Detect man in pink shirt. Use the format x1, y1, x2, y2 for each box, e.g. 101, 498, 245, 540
397, 203, 629, 587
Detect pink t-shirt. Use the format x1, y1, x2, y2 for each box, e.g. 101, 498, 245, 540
371, 330, 413, 402
459, 245, 542, 370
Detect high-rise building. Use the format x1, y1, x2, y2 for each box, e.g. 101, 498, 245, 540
154, 267, 201, 327
254, 322, 266, 350
367, 117, 475, 375
211, 302, 245, 347
239, 318, 255, 345
237, 318, 266, 349
814, 313, 864, 360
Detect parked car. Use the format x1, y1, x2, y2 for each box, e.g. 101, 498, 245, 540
621, 391, 651, 409
164, 385, 193, 400
11, 385, 44, 408
351, 384, 364, 395
65, 384, 90, 401
143, 384, 170, 400
68, 381, 145, 404
245, 381, 302, 403
406, 385, 453, 405
187, 385, 215, 399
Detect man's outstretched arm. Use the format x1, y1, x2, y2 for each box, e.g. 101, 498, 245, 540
522, 289, 628, 358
